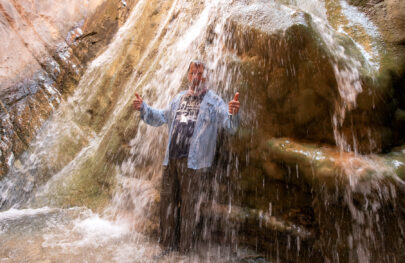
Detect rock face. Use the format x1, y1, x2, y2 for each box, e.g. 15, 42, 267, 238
240, 137, 405, 262
222, 2, 400, 154
344, 0, 405, 140
386, 0, 405, 44
0, 0, 135, 178
349, 0, 405, 44
204, 1, 405, 262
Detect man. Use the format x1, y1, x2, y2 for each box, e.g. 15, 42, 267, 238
133, 60, 240, 253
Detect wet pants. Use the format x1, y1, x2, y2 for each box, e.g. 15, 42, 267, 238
159, 158, 211, 252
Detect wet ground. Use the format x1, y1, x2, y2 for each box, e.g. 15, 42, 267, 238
0, 207, 268, 263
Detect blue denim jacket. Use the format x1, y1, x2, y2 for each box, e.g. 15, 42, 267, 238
140, 90, 239, 169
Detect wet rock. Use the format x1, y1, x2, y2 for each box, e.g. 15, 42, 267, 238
221, 0, 405, 155
202, 203, 319, 263
262, 137, 404, 189
349, 0, 405, 44
237, 137, 405, 262
386, 0, 405, 44
261, 161, 285, 181
206, 203, 313, 239
266, 68, 291, 101
384, 145, 405, 180
387, 0, 405, 44
0, 0, 136, 178
224, 7, 337, 147
197, 204, 320, 262
25, 0, 178, 210
210, 8, 405, 259
343, 1, 405, 149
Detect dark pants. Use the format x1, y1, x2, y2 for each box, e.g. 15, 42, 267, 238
159, 158, 211, 253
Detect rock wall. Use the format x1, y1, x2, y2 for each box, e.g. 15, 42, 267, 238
202, 2, 405, 261
224, 6, 399, 154
345, 0, 405, 152
348, 0, 405, 44
0, 0, 136, 178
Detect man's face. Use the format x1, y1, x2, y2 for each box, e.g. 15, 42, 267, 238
187, 63, 206, 90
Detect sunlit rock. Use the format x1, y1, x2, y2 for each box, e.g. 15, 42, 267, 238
20, 0, 179, 213
0, 0, 135, 178
348, 0, 405, 45
262, 137, 403, 189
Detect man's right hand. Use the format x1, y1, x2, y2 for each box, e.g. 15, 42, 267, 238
133, 93, 143, 111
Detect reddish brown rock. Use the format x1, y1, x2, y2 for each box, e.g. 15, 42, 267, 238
349, 0, 405, 44
0, 0, 135, 178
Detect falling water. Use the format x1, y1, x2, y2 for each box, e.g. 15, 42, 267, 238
282, 2, 404, 262
0, 0, 403, 262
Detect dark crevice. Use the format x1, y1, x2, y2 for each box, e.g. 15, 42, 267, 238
74, 31, 98, 42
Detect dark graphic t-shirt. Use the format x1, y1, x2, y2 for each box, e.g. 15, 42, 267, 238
169, 92, 206, 159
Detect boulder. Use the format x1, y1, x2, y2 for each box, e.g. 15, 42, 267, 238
222, 1, 400, 155
234, 136, 405, 262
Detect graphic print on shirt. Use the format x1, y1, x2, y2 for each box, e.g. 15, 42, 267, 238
169, 94, 205, 159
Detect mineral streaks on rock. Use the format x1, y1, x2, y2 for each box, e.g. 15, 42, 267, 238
0, 0, 99, 87
0, 0, 134, 178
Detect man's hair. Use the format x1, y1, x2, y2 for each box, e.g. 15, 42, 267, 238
187, 60, 205, 72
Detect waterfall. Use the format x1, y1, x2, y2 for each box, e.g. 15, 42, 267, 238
1, 0, 403, 262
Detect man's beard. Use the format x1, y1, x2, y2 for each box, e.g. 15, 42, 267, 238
191, 78, 201, 88
189, 80, 206, 94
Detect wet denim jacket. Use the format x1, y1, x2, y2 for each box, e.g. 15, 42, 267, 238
140, 90, 239, 170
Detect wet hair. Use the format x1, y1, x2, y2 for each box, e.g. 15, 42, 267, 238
187, 60, 205, 72
187, 60, 208, 80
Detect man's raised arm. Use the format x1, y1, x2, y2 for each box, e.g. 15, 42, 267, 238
218, 92, 240, 135
133, 93, 169, 126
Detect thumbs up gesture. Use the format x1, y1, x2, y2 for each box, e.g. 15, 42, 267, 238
133, 93, 143, 111
228, 92, 240, 115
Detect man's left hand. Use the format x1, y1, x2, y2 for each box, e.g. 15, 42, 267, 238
228, 92, 240, 115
